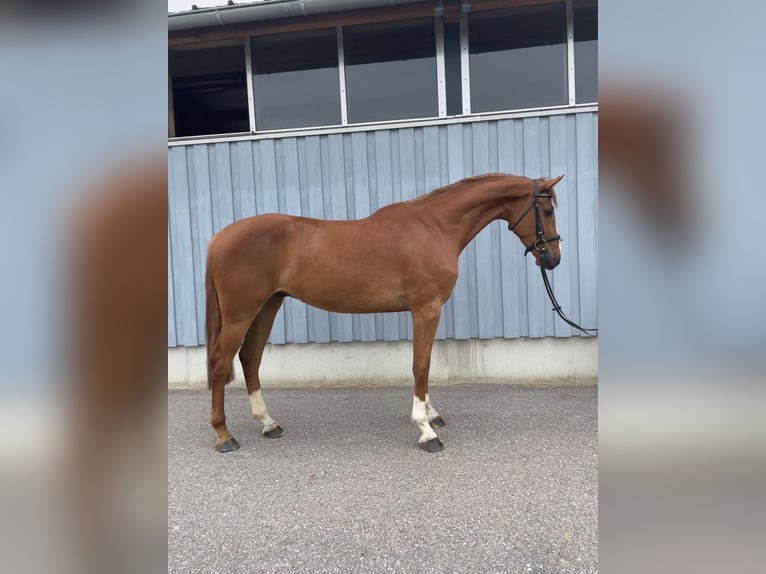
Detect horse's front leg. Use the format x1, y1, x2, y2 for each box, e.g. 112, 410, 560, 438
425, 394, 446, 428
410, 301, 445, 452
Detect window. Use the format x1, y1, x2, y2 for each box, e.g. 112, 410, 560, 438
169, 44, 249, 137
468, 4, 568, 113
344, 19, 437, 124
251, 29, 341, 131
167, 6, 596, 140
574, 0, 598, 103
443, 20, 463, 116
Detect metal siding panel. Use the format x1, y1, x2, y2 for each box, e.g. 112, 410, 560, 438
212, 143, 235, 232
168, 147, 198, 345
328, 134, 354, 342
549, 115, 574, 337
539, 118, 556, 337
513, 120, 530, 337
302, 138, 317, 343
472, 123, 495, 339
192, 145, 214, 343
295, 138, 314, 343
350, 132, 377, 342
414, 128, 426, 197
488, 122, 505, 338
252, 141, 265, 215
296, 139, 311, 217
523, 117, 546, 338
168, 228, 176, 347
318, 136, 340, 342
423, 126, 447, 341
462, 124, 480, 338
343, 134, 356, 219
304, 136, 330, 343
229, 143, 241, 221
497, 120, 521, 339
374, 131, 400, 342
167, 111, 598, 348
566, 114, 582, 328
275, 140, 287, 214
366, 133, 385, 341
438, 125, 455, 340
446, 124, 470, 339
185, 148, 202, 343
398, 128, 417, 339
282, 138, 309, 344
235, 141, 257, 218
343, 134, 362, 341
592, 113, 599, 308
576, 113, 598, 328
399, 129, 417, 202
391, 130, 407, 341
391, 131, 402, 204
490, 222, 504, 338
259, 140, 286, 344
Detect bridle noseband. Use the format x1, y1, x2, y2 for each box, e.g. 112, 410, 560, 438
507, 179, 562, 256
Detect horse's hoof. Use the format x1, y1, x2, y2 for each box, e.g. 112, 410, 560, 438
215, 437, 240, 453
420, 437, 444, 453
429, 415, 446, 428
263, 425, 285, 439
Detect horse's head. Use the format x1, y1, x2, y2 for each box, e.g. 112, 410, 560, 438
506, 175, 564, 270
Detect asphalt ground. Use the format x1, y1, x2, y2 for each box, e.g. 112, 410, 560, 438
169, 384, 597, 574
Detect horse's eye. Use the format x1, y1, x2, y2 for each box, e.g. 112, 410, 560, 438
543, 209, 554, 216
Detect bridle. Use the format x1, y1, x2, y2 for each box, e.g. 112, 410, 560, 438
507, 179, 562, 256
508, 179, 597, 337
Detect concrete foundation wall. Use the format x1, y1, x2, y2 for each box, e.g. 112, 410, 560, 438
168, 337, 597, 389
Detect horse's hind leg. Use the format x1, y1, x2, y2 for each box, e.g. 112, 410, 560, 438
239, 295, 285, 438
410, 300, 445, 453
210, 318, 252, 452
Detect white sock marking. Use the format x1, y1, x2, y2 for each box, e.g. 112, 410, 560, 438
249, 390, 279, 433
411, 395, 438, 443
425, 393, 440, 421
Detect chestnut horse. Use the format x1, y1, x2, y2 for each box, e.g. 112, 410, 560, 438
206, 173, 563, 453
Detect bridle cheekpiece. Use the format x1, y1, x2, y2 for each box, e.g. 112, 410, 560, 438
507, 179, 562, 256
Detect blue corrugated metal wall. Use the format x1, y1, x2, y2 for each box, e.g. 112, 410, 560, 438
168, 111, 597, 347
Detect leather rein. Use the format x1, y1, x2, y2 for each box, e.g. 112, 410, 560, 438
509, 179, 597, 337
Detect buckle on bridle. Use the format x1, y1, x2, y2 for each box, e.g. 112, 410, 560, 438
534, 238, 548, 252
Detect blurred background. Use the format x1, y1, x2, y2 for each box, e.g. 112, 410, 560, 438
599, 1, 766, 572
0, 1, 166, 573
0, 0, 763, 572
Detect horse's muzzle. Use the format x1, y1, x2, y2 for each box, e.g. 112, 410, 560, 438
538, 250, 561, 270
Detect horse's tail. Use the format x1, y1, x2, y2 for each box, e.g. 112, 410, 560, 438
204, 262, 234, 388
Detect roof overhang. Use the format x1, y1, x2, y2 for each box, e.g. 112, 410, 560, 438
168, 0, 431, 32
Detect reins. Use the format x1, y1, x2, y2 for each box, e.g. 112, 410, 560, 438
539, 267, 598, 337
513, 179, 598, 337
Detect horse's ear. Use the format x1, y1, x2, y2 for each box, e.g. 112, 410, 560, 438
541, 175, 564, 189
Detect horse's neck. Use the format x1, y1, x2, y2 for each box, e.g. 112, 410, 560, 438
424, 179, 511, 253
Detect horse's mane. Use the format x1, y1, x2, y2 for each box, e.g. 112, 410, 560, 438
414, 173, 511, 201
390, 173, 557, 208
416, 173, 558, 202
